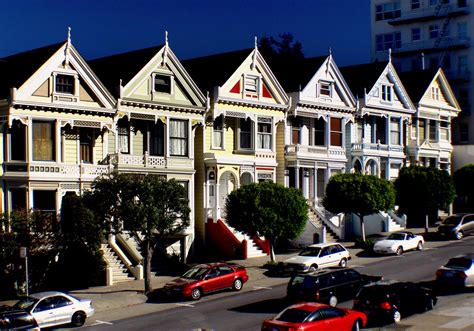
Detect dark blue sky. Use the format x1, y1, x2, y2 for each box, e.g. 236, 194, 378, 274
1, 0, 370, 66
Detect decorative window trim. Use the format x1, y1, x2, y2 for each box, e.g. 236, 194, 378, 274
318, 81, 333, 98
257, 117, 272, 151
52, 70, 79, 103
381, 84, 394, 103
431, 87, 440, 100
237, 117, 253, 150
151, 71, 174, 95
212, 115, 225, 150
243, 74, 260, 99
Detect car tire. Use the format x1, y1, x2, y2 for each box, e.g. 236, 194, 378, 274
329, 295, 338, 307
232, 278, 243, 291
396, 246, 404, 255
339, 258, 348, 268
455, 231, 464, 240
352, 319, 362, 331
71, 311, 86, 327
309, 264, 318, 272
417, 241, 423, 250
393, 310, 401, 323
191, 288, 202, 300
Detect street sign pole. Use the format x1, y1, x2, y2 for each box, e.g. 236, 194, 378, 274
20, 247, 28, 296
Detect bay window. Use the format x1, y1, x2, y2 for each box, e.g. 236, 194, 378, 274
33, 121, 55, 161
257, 117, 272, 150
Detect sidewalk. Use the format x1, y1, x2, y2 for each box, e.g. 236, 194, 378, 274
1, 227, 440, 315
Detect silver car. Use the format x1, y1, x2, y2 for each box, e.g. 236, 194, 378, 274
436, 254, 474, 288
12, 291, 94, 328
282, 243, 351, 272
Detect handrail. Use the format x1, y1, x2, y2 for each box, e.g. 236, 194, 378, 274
116, 232, 143, 264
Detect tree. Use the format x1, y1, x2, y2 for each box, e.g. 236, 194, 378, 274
323, 173, 395, 241
395, 166, 455, 227
85, 172, 190, 294
225, 181, 308, 262
453, 164, 474, 212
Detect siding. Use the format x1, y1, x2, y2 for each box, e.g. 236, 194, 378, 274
132, 130, 143, 155
275, 122, 286, 185
64, 131, 78, 164
108, 131, 116, 154
193, 125, 206, 249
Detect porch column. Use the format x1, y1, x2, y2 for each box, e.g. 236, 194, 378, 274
386, 116, 391, 146
325, 116, 330, 147
295, 166, 300, 190
55, 120, 61, 162
302, 169, 309, 199
341, 118, 346, 148
27, 118, 32, 162
284, 169, 289, 188
215, 182, 220, 220
313, 163, 318, 206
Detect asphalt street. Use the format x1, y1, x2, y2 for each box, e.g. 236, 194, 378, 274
74, 236, 474, 331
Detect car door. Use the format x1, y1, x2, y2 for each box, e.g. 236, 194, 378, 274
31, 297, 57, 328
318, 307, 348, 330
463, 215, 474, 234
202, 267, 221, 292
216, 265, 235, 289
49, 295, 75, 326
317, 247, 332, 268
405, 233, 415, 250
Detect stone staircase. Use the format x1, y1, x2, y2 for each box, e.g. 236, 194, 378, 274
308, 208, 339, 243
226, 224, 267, 258
101, 243, 135, 283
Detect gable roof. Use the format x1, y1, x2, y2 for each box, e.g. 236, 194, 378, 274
0, 42, 64, 99
398, 68, 439, 103
339, 61, 389, 98
89, 45, 165, 98
182, 48, 252, 93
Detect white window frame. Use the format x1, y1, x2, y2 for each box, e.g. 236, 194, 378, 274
431, 87, 440, 100
412, 28, 421, 41
152, 72, 174, 95
429, 25, 440, 39
169, 119, 188, 157
52, 69, 79, 103
381, 84, 393, 102
318, 81, 332, 97
212, 115, 224, 149
244, 75, 259, 95
238, 118, 253, 150
257, 117, 272, 150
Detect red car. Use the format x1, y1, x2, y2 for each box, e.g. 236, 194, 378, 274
163, 262, 249, 300
262, 302, 367, 331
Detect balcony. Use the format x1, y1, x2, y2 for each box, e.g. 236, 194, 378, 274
285, 145, 347, 162
3, 161, 110, 181
392, 37, 469, 56
107, 153, 193, 171
351, 143, 405, 158
388, 4, 469, 25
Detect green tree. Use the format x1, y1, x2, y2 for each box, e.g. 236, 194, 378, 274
323, 173, 395, 241
395, 166, 455, 227
85, 173, 190, 294
453, 164, 474, 212
225, 181, 308, 262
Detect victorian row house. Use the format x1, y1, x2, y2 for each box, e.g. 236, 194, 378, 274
0, 33, 461, 283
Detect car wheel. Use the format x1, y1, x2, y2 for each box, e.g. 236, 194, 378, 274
339, 258, 348, 268
393, 310, 401, 323
71, 311, 86, 327
455, 231, 464, 240
309, 264, 318, 272
417, 241, 423, 250
191, 288, 202, 300
352, 319, 362, 331
329, 295, 338, 307
232, 278, 243, 291
396, 246, 404, 255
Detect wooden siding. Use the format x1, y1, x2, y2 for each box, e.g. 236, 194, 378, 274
275, 122, 286, 185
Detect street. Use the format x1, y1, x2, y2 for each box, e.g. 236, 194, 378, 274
78, 237, 474, 331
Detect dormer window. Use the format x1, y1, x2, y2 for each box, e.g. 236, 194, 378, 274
154, 75, 172, 93
319, 81, 332, 97
381, 84, 392, 102
244, 75, 259, 94
55, 74, 74, 94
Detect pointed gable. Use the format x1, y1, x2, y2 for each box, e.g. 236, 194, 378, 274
0, 41, 116, 110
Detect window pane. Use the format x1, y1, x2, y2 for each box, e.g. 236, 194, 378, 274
330, 118, 342, 147
170, 119, 188, 156
314, 118, 325, 146
33, 121, 55, 161
56, 75, 74, 94
80, 129, 93, 163
240, 118, 252, 149
155, 75, 171, 93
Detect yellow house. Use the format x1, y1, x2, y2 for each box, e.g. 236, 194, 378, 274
184, 43, 289, 258
0, 33, 116, 219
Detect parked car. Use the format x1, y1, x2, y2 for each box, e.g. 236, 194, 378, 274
287, 267, 382, 307
0, 309, 39, 330
163, 262, 249, 300
352, 280, 436, 324
373, 231, 424, 255
437, 213, 474, 240
10, 291, 94, 328
261, 302, 367, 331
436, 254, 474, 289
282, 243, 351, 273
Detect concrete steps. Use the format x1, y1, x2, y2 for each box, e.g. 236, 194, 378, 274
226, 224, 267, 258
101, 244, 135, 283
308, 208, 339, 243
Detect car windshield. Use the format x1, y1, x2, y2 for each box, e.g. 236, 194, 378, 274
276, 308, 312, 323
445, 258, 472, 270
299, 247, 321, 257
442, 216, 462, 226
181, 267, 209, 279
12, 297, 38, 312
387, 233, 405, 240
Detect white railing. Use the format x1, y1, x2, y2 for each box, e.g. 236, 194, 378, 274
6, 161, 110, 180
285, 145, 346, 159
351, 143, 404, 153
311, 204, 345, 239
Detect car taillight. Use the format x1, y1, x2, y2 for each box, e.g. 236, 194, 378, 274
315, 290, 320, 301
458, 272, 467, 279
380, 302, 392, 310
353, 299, 360, 306
436, 270, 443, 278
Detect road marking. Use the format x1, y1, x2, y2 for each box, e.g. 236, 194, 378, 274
90, 320, 113, 326
176, 303, 195, 307
253, 286, 272, 290
440, 318, 474, 329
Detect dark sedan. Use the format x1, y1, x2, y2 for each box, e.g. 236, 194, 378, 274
163, 262, 249, 300
0, 308, 39, 330
353, 280, 436, 325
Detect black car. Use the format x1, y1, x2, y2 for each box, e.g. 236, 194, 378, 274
353, 280, 437, 325
0, 308, 39, 330
287, 267, 382, 307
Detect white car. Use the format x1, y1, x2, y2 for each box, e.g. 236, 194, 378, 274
11, 291, 94, 328
436, 254, 474, 288
373, 231, 424, 255
283, 243, 351, 272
